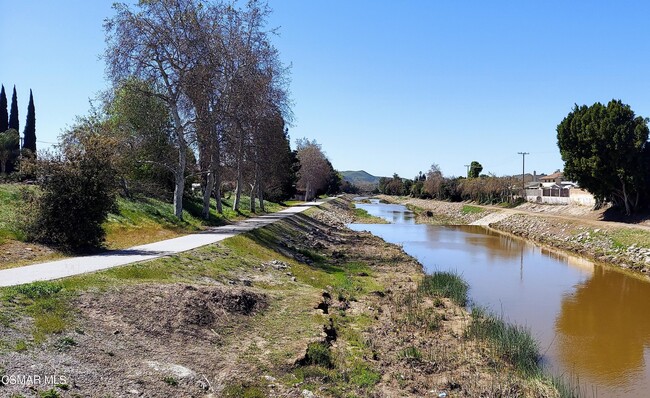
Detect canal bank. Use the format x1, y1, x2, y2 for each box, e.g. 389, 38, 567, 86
381, 195, 650, 276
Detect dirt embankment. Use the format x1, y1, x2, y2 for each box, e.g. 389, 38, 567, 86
491, 214, 650, 273
0, 197, 560, 397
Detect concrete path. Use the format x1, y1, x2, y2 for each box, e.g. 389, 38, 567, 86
469, 211, 512, 226
0, 202, 323, 287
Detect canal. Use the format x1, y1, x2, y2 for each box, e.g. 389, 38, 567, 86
348, 200, 650, 397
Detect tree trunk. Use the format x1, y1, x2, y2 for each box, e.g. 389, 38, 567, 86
214, 173, 223, 214
304, 182, 311, 202
232, 127, 244, 212
202, 169, 215, 219
250, 182, 256, 213
120, 177, 131, 199
258, 180, 265, 212
621, 179, 631, 216
174, 171, 185, 220
233, 167, 243, 212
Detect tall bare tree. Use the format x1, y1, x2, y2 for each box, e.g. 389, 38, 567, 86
104, 0, 201, 219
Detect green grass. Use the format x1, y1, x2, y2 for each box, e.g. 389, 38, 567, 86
0, 184, 35, 243
609, 228, 650, 249
104, 194, 285, 249
467, 307, 540, 377
352, 207, 388, 223
418, 271, 469, 306
0, 182, 286, 251
461, 205, 484, 214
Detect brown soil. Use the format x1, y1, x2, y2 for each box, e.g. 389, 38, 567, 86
0, 240, 63, 270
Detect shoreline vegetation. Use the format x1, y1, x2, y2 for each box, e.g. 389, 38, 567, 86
0, 197, 573, 397
380, 194, 650, 278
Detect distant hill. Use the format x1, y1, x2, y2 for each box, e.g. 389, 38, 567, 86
340, 170, 380, 185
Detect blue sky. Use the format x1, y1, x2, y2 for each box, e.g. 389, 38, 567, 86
3, 1, 650, 178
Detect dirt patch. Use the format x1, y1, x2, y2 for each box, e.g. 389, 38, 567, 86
77, 284, 267, 341
0, 240, 62, 270
0, 283, 269, 397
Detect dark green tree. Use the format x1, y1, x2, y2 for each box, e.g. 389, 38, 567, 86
7, 86, 20, 173
557, 100, 649, 214
9, 86, 18, 131
22, 89, 36, 156
0, 85, 8, 133
0, 129, 19, 174
468, 161, 483, 179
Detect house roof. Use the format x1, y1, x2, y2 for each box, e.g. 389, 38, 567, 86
540, 171, 563, 180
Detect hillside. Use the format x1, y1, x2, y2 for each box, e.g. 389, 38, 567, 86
340, 170, 380, 185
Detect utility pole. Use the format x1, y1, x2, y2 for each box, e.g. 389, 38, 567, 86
464, 164, 470, 178
517, 152, 529, 196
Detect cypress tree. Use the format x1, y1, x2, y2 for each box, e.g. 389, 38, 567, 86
9, 86, 18, 131
23, 90, 36, 155
0, 85, 7, 132
7, 86, 20, 173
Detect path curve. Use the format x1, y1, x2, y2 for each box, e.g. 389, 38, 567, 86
0, 201, 324, 287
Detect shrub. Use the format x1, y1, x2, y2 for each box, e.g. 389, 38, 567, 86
26, 135, 117, 251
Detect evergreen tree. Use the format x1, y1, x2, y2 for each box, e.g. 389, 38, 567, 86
23, 89, 36, 156
0, 85, 7, 132
7, 86, 20, 173
9, 86, 18, 131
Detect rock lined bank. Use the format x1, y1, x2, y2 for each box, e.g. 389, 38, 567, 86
380, 196, 650, 275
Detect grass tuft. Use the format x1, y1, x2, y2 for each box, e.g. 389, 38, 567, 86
467, 307, 540, 377
418, 271, 469, 306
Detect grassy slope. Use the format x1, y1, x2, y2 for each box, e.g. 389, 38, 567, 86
0, 202, 391, 397
0, 183, 287, 267
104, 194, 284, 249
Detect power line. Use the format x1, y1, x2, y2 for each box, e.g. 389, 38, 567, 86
517, 152, 529, 194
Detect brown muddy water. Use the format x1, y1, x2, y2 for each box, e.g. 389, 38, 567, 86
349, 200, 650, 397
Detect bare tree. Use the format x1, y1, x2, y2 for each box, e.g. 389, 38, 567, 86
296, 138, 330, 201
104, 0, 203, 219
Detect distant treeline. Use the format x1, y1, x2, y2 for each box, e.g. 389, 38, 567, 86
373, 166, 519, 205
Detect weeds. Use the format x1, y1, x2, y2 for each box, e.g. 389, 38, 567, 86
13, 281, 62, 299
398, 346, 422, 361
162, 376, 178, 386
303, 341, 333, 368
467, 307, 539, 377
419, 271, 469, 306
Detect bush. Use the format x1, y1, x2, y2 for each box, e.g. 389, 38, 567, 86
26, 135, 117, 252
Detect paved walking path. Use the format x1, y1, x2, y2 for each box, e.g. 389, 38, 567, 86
0, 202, 323, 287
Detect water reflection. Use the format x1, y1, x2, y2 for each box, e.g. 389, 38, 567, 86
350, 200, 650, 397
556, 266, 650, 388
